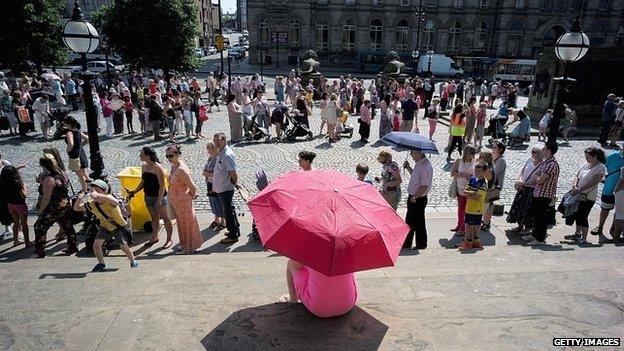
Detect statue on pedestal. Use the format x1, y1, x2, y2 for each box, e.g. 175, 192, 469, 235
298, 50, 323, 91
376, 50, 410, 89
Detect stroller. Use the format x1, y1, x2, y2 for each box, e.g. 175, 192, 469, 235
335, 110, 354, 138
285, 113, 313, 141
487, 115, 508, 144
50, 108, 72, 140
243, 113, 271, 142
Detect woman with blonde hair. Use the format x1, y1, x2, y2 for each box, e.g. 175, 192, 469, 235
375, 150, 402, 210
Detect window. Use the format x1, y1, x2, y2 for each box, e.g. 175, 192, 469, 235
508, 22, 524, 56
590, 22, 607, 46
541, 0, 552, 9
425, 0, 437, 6
598, 0, 611, 10
616, 25, 624, 47
318, 0, 328, 4
373, 0, 383, 5
554, 0, 565, 9
448, 22, 461, 52
370, 19, 383, 50
400, 0, 410, 6
515, 0, 525, 8
259, 20, 269, 46
453, 0, 463, 8
474, 22, 487, 50
289, 21, 300, 48
480, 0, 488, 7
316, 24, 329, 52
343, 23, 356, 51
423, 20, 435, 50
345, 0, 356, 5
396, 20, 410, 51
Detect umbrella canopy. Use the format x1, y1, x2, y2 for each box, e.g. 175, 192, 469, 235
381, 131, 439, 154
248, 170, 410, 276
41, 73, 61, 81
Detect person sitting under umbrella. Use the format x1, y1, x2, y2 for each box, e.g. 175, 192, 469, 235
281, 259, 358, 318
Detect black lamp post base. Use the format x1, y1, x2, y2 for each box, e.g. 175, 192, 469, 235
547, 76, 575, 144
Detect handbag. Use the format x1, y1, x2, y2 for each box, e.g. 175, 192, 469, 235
198, 105, 208, 121
448, 177, 458, 199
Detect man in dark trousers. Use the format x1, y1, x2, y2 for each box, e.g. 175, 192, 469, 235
402, 150, 433, 250
598, 93, 618, 147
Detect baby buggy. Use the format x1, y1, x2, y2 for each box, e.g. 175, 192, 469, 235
243, 113, 271, 142
285, 113, 313, 141
334, 110, 354, 138
487, 115, 508, 144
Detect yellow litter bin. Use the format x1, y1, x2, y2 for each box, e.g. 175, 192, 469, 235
117, 167, 150, 231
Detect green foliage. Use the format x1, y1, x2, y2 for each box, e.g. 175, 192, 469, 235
99, 0, 201, 72
0, 0, 69, 72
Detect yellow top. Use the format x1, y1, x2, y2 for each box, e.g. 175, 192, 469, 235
85, 199, 127, 232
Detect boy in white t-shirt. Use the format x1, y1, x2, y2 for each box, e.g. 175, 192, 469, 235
538, 109, 552, 141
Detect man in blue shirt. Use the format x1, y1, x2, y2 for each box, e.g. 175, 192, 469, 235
64, 76, 78, 111
597, 93, 618, 146
401, 92, 418, 132
591, 147, 624, 237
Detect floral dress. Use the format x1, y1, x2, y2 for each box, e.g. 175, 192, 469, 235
168, 162, 203, 253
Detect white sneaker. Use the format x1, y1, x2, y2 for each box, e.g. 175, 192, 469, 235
527, 240, 546, 246
521, 234, 534, 241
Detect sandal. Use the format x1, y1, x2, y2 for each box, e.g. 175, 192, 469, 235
208, 221, 218, 230
481, 223, 491, 231
214, 224, 226, 232
163, 240, 173, 249
143, 239, 159, 248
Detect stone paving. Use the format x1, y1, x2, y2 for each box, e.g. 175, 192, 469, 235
0, 96, 597, 213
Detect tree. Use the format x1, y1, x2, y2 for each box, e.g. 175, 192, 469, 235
97, 0, 201, 73
0, 0, 68, 73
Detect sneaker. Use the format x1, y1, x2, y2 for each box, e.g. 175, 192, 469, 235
91, 263, 106, 272
521, 234, 535, 241
564, 234, 581, 240
590, 226, 602, 236
130, 261, 139, 268
458, 241, 473, 250
526, 240, 545, 246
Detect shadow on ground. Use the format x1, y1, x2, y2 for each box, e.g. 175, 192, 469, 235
201, 304, 388, 351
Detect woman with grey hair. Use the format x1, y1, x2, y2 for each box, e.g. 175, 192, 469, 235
507, 146, 543, 234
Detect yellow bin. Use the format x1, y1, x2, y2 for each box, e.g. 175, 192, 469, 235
117, 167, 150, 231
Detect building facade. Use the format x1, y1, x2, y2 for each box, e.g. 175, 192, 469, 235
238, 0, 249, 31
66, 0, 112, 18
197, 0, 221, 47
247, 0, 623, 66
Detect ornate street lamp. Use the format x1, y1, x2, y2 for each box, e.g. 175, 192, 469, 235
411, 49, 419, 77
426, 49, 434, 77
63, 0, 107, 180
547, 16, 590, 143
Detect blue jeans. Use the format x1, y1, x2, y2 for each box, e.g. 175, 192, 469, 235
218, 190, 240, 239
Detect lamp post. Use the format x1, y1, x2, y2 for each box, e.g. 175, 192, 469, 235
63, 0, 106, 180
426, 49, 434, 77
548, 16, 590, 143
259, 48, 265, 83
411, 49, 419, 77
100, 39, 112, 89
227, 55, 232, 94
414, 0, 425, 52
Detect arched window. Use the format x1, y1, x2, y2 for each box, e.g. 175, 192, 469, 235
598, 0, 611, 10
343, 21, 356, 52
543, 25, 565, 46
541, 0, 552, 9
289, 21, 300, 48
259, 19, 269, 46
316, 23, 329, 52
370, 19, 383, 50
449, 21, 461, 52
590, 22, 608, 46
508, 22, 524, 56
423, 20, 435, 50
474, 22, 487, 50
396, 20, 410, 51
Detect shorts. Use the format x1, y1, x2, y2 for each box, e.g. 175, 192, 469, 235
8, 203, 28, 216
465, 213, 483, 226
600, 194, 615, 211
95, 227, 128, 246
145, 195, 168, 209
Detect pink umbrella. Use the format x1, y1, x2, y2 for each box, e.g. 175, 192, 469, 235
248, 170, 409, 276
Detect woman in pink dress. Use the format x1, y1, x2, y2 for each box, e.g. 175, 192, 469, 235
282, 259, 358, 318
165, 145, 203, 253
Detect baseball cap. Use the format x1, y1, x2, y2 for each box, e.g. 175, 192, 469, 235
90, 179, 110, 193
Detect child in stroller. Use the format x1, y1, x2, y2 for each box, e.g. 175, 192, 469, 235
243, 112, 271, 142
285, 109, 314, 141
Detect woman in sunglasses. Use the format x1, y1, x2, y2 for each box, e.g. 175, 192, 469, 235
165, 145, 203, 253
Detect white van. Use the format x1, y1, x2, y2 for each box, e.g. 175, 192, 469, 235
417, 54, 464, 78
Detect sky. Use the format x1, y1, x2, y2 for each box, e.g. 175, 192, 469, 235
221, 0, 237, 13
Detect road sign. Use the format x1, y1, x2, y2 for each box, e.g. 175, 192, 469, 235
271, 32, 288, 44
215, 35, 225, 51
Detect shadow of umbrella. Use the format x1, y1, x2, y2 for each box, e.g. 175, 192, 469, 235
201, 304, 388, 351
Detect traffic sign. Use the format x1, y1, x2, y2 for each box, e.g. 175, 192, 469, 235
271, 32, 288, 44
215, 35, 225, 51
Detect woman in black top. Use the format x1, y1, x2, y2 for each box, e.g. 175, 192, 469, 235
127, 147, 173, 249
64, 116, 90, 193
295, 90, 309, 127
0, 165, 32, 247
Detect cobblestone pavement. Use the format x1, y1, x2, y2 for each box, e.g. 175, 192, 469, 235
0, 96, 597, 212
